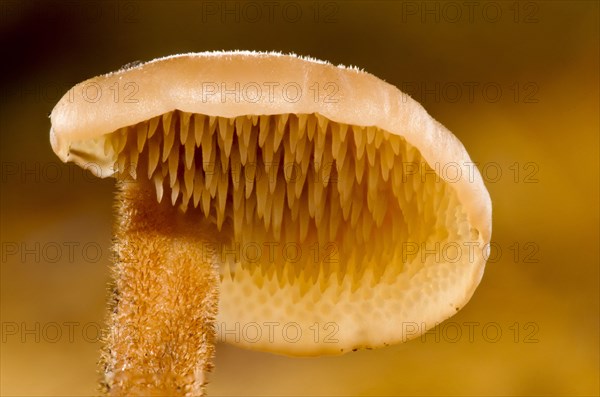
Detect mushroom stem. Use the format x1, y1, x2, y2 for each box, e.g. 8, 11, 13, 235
101, 178, 219, 396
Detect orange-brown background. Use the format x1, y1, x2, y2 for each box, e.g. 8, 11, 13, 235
1, 1, 598, 395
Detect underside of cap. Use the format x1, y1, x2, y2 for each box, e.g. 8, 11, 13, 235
49, 51, 492, 356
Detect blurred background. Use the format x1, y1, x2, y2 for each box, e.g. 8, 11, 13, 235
1, 1, 598, 395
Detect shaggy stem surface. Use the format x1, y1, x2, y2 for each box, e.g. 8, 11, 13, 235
101, 179, 219, 396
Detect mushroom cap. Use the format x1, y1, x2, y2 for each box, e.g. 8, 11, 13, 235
50, 51, 492, 355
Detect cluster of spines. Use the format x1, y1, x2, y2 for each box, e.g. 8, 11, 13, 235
108, 111, 457, 287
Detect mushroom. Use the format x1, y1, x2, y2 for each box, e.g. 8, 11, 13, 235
49, 51, 492, 395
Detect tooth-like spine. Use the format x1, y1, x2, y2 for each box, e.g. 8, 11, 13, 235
350, 191, 363, 228
338, 156, 354, 207
380, 149, 391, 182
335, 133, 348, 173
208, 115, 217, 131
110, 132, 120, 153
116, 128, 128, 154
244, 160, 256, 199
366, 141, 376, 167
162, 110, 174, 133
117, 150, 127, 176
185, 129, 195, 170
245, 194, 256, 224
286, 175, 296, 210
180, 179, 190, 212
282, 138, 295, 184
208, 165, 219, 199
316, 113, 329, 133
217, 117, 228, 142
171, 180, 180, 206
288, 115, 299, 153
201, 186, 211, 217
230, 148, 242, 191
341, 190, 352, 221
374, 128, 383, 148
223, 118, 235, 157
162, 115, 176, 162
306, 114, 317, 141
235, 117, 244, 139
291, 189, 301, 221
193, 114, 205, 147
313, 125, 326, 172
321, 141, 333, 188
295, 143, 311, 198
238, 135, 248, 165
367, 126, 376, 144
272, 181, 285, 239
393, 153, 404, 182
354, 152, 366, 184
353, 126, 365, 159
314, 180, 324, 220
263, 127, 274, 163
242, 117, 252, 148
259, 115, 270, 147
307, 172, 316, 218
179, 198, 190, 214
329, 187, 341, 241
274, 114, 287, 151
385, 142, 396, 169
180, 112, 191, 145
367, 161, 380, 211
297, 114, 308, 135
136, 122, 147, 153
316, 198, 329, 248
299, 201, 310, 242
201, 136, 214, 176
255, 165, 269, 219
233, 174, 244, 210
374, 193, 387, 227
367, 187, 376, 215
153, 173, 164, 203
217, 136, 229, 174
148, 116, 159, 139
332, 123, 347, 158
147, 133, 161, 179
246, 125, 257, 164
295, 133, 307, 163
263, 186, 273, 231
184, 158, 195, 196
390, 135, 401, 155
268, 149, 281, 194
168, 139, 180, 187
